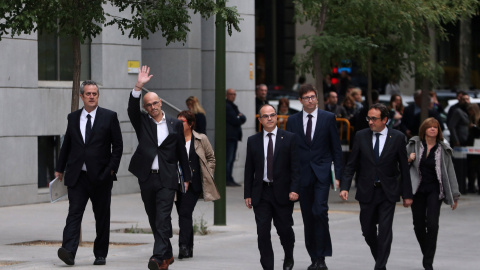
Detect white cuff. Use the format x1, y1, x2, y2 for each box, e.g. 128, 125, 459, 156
132, 89, 141, 98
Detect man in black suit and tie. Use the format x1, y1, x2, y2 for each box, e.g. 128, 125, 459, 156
55, 80, 123, 266
244, 104, 300, 270
128, 66, 191, 270
340, 103, 413, 270
286, 84, 343, 270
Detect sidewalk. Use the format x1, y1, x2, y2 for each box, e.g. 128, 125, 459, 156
1, 186, 479, 269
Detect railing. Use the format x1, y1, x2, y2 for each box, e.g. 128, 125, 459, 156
256, 115, 352, 150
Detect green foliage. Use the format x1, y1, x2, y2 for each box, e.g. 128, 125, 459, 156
293, 0, 480, 87
125, 223, 152, 234
193, 215, 209, 235
0, 0, 241, 45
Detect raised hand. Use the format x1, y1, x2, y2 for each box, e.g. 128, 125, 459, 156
135, 65, 153, 90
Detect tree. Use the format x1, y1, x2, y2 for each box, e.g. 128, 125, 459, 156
1, 0, 241, 112
293, 0, 479, 109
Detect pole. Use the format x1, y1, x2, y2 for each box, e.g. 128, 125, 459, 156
214, 0, 227, 225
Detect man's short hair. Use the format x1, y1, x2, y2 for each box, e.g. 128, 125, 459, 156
258, 104, 277, 116
80, 80, 99, 95
298, 84, 318, 98
369, 103, 389, 120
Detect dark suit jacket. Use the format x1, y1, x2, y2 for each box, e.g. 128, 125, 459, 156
56, 107, 123, 187
127, 93, 191, 188
286, 109, 343, 187
226, 99, 246, 141
341, 128, 413, 203
244, 129, 300, 207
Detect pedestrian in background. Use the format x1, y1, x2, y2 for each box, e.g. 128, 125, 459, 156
226, 88, 247, 187
175, 110, 219, 260
186, 96, 207, 134
406, 117, 459, 270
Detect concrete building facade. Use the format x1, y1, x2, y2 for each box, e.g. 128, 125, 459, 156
0, 1, 256, 207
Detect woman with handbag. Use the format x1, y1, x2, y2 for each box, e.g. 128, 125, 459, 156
406, 117, 460, 270
175, 110, 220, 259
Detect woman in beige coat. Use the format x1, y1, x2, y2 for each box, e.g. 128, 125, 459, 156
175, 110, 220, 260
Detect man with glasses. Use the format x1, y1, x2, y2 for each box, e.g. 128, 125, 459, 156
128, 66, 191, 270
286, 84, 343, 270
340, 103, 412, 270
55, 80, 123, 266
244, 104, 300, 270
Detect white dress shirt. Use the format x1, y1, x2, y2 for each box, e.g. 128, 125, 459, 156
302, 109, 318, 141
372, 127, 388, 157
80, 107, 97, 171
131, 89, 169, 170
263, 127, 278, 182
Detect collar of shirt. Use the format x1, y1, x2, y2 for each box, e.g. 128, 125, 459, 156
302, 108, 318, 119
148, 111, 167, 124
376, 126, 388, 137
263, 126, 278, 139
82, 107, 98, 121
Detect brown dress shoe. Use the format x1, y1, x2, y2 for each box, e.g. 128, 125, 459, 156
166, 256, 174, 265
158, 260, 169, 270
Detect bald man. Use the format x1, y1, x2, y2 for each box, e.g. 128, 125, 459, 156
128, 66, 191, 270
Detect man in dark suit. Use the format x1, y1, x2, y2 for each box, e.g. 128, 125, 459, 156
55, 80, 123, 266
226, 88, 246, 186
340, 103, 413, 270
403, 90, 444, 138
128, 66, 191, 270
286, 84, 343, 270
244, 104, 300, 270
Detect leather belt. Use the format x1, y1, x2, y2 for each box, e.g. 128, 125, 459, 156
150, 169, 160, 174
373, 182, 382, 188
263, 181, 273, 187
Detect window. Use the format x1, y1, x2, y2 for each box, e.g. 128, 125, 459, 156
38, 136, 61, 188
38, 31, 91, 81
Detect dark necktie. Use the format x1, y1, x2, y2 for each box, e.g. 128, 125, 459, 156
374, 132, 380, 183
85, 114, 92, 143
267, 133, 274, 182
306, 114, 313, 145
374, 132, 380, 162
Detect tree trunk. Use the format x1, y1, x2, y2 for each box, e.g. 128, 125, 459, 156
314, 52, 325, 110
459, 17, 472, 91
71, 36, 81, 113
420, 25, 435, 124
314, 2, 328, 110
366, 52, 372, 107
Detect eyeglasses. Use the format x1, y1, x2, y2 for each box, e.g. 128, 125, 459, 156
301, 95, 317, 101
366, 116, 381, 122
83, 92, 98, 97
145, 101, 161, 108
260, 113, 277, 119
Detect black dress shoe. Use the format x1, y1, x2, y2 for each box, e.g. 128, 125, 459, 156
189, 246, 193, 258
308, 259, 328, 270
94, 257, 106, 265
178, 246, 191, 259
226, 181, 241, 187
283, 257, 294, 270
58, 247, 75, 265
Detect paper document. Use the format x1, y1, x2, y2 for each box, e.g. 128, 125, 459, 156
331, 163, 337, 191
49, 177, 68, 203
